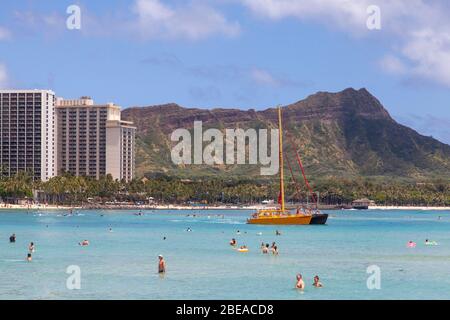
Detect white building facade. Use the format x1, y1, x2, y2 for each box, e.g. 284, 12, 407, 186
0, 90, 57, 181
56, 97, 135, 182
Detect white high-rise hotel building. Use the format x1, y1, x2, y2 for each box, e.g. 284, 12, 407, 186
56, 97, 135, 182
0, 90, 135, 182
0, 90, 57, 181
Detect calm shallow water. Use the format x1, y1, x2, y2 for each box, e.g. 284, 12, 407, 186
0, 209, 449, 300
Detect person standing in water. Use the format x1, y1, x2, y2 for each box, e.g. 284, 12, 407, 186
271, 245, 279, 255
158, 255, 166, 273
313, 275, 323, 288
26, 253, 32, 262
296, 274, 305, 290
28, 242, 35, 253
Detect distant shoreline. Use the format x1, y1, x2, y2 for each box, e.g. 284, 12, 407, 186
369, 205, 450, 211
0, 204, 449, 211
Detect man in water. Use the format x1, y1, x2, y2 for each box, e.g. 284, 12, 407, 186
158, 255, 166, 273
296, 274, 305, 290
9, 234, 16, 243
230, 238, 237, 246
313, 275, 323, 288
26, 253, 32, 262
271, 245, 279, 255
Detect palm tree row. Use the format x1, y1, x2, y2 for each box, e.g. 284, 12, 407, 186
0, 171, 448, 206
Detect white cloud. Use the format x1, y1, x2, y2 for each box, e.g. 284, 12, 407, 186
250, 68, 279, 86
132, 0, 240, 40
401, 29, 450, 88
240, 0, 450, 88
379, 55, 407, 75
249, 67, 308, 88
0, 64, 9, 88
241, 0, 369, 31
0, 26, 11, 40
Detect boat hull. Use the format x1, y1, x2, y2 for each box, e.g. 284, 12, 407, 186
309, 213, 328, 225
247, 215, 312, 225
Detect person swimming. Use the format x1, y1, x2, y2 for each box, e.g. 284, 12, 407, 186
9, 234, 16, 243
230, 238, 237, 246
79, 240, 90, 246
158, 255, 166, 273
295, 274, 305, 290
276, 230, 281, 236
186, 227, 192, 232
238, 245, 248, 252
313, 275, 323, 288
407, 241, 416, 248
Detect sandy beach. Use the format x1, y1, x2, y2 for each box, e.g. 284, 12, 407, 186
0, 204, 81, 210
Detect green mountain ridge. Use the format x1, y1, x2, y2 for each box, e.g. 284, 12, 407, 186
122, 88, 450, 180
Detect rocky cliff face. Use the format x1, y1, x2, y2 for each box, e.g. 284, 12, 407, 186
122, 88, 450, 179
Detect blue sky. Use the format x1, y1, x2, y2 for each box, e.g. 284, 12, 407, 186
0, 0, 449, 144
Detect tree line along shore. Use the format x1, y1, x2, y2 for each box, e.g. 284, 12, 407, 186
0, 171, 448, 208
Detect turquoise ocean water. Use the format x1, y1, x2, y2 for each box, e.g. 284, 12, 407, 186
0, 209, 449, 300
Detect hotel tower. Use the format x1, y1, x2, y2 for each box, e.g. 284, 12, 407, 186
0, 90, 57, 181
56, 97, 135, 182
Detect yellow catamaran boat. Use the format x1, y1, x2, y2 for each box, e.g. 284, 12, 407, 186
247, 106, 312, 225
